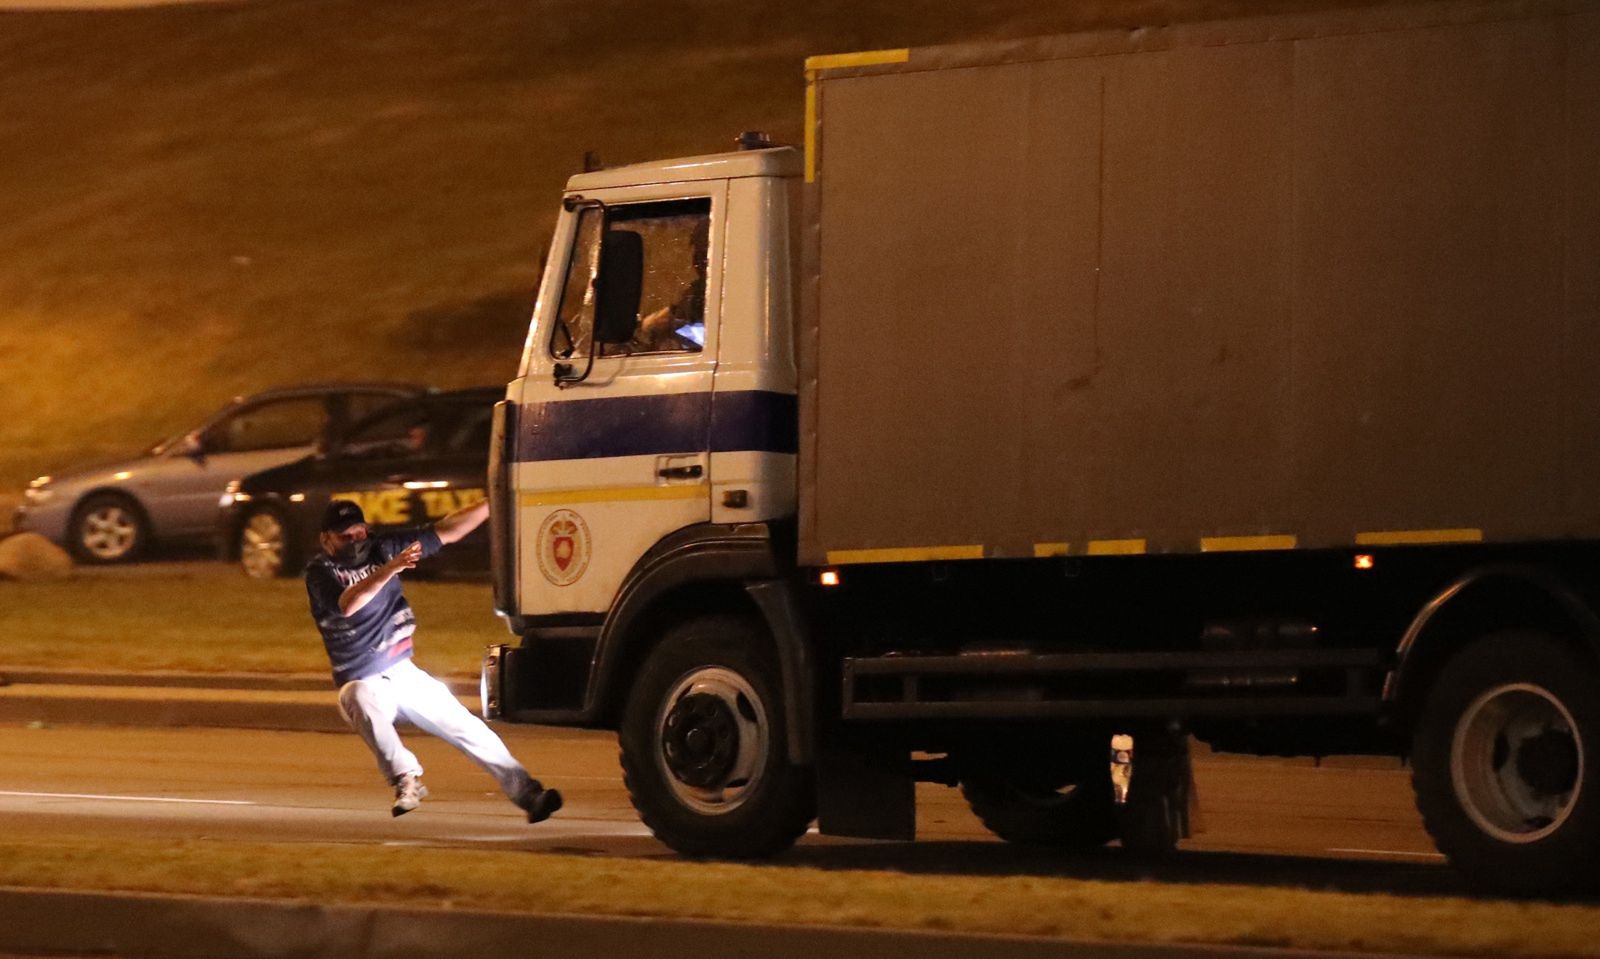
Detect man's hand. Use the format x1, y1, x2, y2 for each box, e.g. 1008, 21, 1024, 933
385, 541, 423, 574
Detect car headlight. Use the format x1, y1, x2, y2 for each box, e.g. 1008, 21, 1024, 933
23, 477, 54, 505
219, 480, 250, 509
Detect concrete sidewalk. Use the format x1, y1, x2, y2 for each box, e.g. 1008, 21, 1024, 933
0, 667, 478, 733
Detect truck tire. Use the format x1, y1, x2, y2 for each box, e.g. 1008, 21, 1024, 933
1412, 630, 1600, 895
960, 763, 1119, 849
619, 615, 815, 858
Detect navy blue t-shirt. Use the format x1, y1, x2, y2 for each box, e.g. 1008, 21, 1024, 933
306, 526, 443, 686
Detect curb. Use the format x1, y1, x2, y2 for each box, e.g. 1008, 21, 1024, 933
0, 887, 1451, 959
0, 668, 482, 734
0, 688, 354, 733
0, 667, 477, 696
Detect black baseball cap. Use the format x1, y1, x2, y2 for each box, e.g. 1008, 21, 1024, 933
321, 499, 366, 533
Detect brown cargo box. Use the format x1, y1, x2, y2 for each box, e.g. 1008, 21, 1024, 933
798, 0, 1600, 566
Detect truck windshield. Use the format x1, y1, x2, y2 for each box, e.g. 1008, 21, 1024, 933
550, 197, 711, 359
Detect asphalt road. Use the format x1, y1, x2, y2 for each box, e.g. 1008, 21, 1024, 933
0, 720, 1468, 895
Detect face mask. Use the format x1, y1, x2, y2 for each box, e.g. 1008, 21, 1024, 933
333, 537, 373, 568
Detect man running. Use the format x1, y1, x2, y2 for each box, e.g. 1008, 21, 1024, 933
306, 498, 561, 821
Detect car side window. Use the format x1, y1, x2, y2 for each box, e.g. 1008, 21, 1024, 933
345, 392, 408, 425
340, 404, 431, 459
210, 398, 327, 454
439, 405, 493, 456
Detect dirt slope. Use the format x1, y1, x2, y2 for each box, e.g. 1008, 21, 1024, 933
0, 0, 1410, 487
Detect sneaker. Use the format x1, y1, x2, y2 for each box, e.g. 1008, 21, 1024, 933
516, 780, 563, 824
392, 772, 428, 817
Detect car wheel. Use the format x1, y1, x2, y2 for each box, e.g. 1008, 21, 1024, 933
68, 493, 148, 564
619, 615, 815, 858
239, 507, 295, 579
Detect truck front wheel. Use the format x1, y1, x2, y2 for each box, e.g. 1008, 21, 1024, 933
619, 615, 815, 858
1412, 631, 1600, 895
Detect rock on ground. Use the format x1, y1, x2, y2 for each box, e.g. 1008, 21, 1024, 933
0, 532, 73, 581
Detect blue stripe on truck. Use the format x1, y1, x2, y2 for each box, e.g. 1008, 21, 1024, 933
515, 390, 797, 462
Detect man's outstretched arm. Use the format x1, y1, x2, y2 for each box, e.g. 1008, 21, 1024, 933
436, 498, 490, 545
338, 542, 422, 616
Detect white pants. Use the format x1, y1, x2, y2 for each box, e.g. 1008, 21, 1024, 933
337, 658, 532, 802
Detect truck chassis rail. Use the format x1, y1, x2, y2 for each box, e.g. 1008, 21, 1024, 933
841, 648, 1385, 721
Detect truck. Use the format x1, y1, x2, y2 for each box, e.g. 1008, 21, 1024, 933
480, 0, 1600, 895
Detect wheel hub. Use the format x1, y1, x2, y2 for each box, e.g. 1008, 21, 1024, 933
652, 666, 771, 816
1451, 682, 1585, 844
662, 692, 740, 788
1516, 728, 1579, 796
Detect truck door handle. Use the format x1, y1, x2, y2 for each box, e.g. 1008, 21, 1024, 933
657, 464, 703, 480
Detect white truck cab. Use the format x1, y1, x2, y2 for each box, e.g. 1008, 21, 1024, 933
494, 145, 799, 623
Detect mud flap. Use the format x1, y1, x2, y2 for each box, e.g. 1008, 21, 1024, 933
815, 741, 914, 840
1116, 732, 1193, 855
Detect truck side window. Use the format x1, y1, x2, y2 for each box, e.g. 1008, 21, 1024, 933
550, 198, 712, 359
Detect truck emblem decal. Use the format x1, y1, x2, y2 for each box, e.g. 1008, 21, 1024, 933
536, 509, 591, 587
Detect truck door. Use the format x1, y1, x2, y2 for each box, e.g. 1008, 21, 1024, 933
508, 185, 724, 616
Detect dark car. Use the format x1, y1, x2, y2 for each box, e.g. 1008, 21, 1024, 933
16, 383, 424, 564
220, 387, 500, 578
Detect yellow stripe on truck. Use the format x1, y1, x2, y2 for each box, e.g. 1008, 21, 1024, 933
1033, 542, 1071, 558
804, 48, 910, 184
1086, 538, 1147, 556
1200, 535, 1298, 552
1355, 528, 1483, 546
804, 81, 818, 183
519, 485, 704, 507
803, 48, 911, 72
826, 545, 984, 565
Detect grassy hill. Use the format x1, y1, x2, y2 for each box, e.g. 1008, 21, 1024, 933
0, 0, 1411, 490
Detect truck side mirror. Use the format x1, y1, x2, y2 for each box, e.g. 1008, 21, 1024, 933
592, 229, 644, 345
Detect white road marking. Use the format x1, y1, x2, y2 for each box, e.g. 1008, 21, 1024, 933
0, 790, 254, 806
1327, 847, 1446, 859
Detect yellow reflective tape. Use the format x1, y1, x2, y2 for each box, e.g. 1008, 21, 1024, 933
1033, 542, 1071, 558
519, 485, 704, 507
826, 545, 984, 565
1087, 538, 1147, 556
1200, 535, 1298, 553
803, 48, 910, 72
1355, 528, 1483, 546
804, 80, 818, 183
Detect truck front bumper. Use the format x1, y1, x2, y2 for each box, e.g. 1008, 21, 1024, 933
480, 644, 507, 720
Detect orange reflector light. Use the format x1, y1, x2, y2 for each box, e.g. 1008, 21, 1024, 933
820, 569, 841, 587
1354, 554, 1375, 571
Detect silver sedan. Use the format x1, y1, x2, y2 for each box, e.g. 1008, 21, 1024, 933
14, 383, 421, 563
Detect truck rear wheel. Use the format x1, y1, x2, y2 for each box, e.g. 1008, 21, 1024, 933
1412, 631, 1600, 895
960, 756, 1119, 849
619, 615, 814, 858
